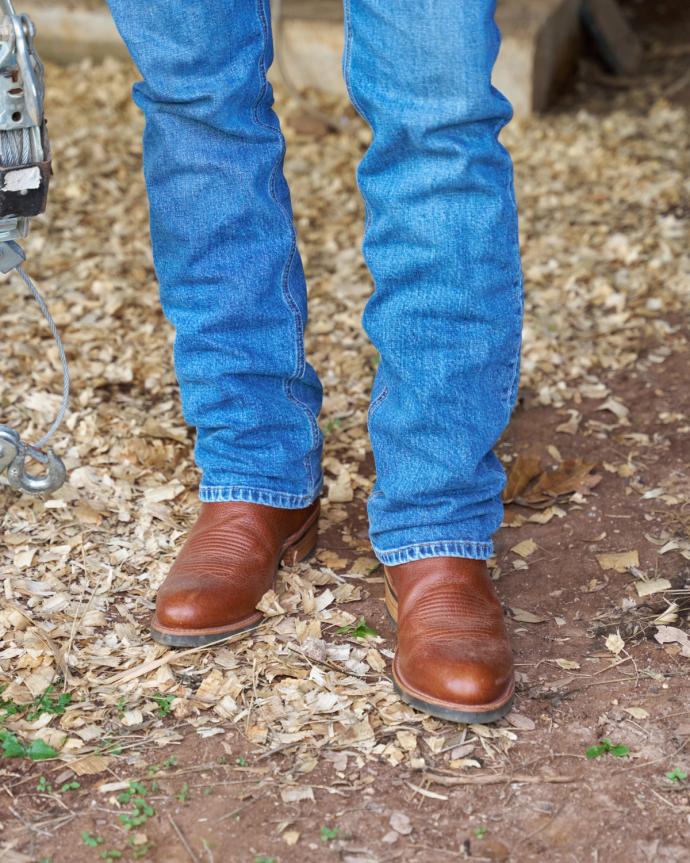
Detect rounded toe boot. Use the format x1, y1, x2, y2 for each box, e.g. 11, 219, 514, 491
150, 500, 319, 647
385, 557, 515, 723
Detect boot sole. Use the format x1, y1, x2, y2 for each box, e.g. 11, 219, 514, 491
149, 511, 319, 648
384, 574, 514, 724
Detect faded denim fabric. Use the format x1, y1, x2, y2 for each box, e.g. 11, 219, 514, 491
106, 0, 523, 565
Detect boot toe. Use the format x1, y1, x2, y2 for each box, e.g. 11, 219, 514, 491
154, 574, 259, 631
398, 643, 513, 708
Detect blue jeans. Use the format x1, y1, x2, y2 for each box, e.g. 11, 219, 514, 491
106, 0, 523, 565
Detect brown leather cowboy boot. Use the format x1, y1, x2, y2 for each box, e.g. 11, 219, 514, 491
150, 500, 319, 647
384, 557, 514, 723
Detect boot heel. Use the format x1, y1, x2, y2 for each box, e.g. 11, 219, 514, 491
384, 577, 398, 624
282, 521, 318, 566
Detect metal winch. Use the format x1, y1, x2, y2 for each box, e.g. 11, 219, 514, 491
0, 0, 68, 495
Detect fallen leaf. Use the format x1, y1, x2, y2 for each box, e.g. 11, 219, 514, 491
555, 658, 580, 670
510, 607, 549, 624
328, 469, 353, 502
623, 707, 649, 720
143, 480, 185, 503
516, 459, 601, 508
503, 454, 542, 503
635, 578, 672, 597
506, 713, 536, 731
511, 539, 538, 558
605, 632, 625, 655
596, 398, 630, 423
596, 550, 639, 572
654, 626, 690, 658
68, 755, 112, 776
280, 786, 314, 803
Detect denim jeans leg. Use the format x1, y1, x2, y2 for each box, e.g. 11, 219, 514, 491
106, 0, 323, 507
343, 0, 524, 563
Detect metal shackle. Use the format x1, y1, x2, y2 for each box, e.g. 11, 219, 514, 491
6, 447, 66, 494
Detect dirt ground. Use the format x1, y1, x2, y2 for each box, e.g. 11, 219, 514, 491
1, 3, 689, 863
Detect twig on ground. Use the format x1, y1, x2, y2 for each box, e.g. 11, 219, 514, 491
168, 813, 201, 863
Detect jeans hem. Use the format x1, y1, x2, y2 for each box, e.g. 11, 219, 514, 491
199, 484, 321, 508
373, 539, 494, 566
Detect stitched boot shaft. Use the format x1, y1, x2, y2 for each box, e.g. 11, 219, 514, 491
151, 500, 319, 646
385, 557, 514, 721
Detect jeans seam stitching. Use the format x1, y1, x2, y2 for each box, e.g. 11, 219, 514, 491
342, 0, 372, 236
199, 485, 320, 506
252, 0, 320, 496
367, 384, 389, 420
374, 540, 493, 553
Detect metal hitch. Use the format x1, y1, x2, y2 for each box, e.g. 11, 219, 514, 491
0, 424, 66, 495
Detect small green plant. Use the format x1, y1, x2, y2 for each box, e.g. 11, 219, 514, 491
26, 687, 71, 722
152, 692, 174, 717
1, 685, 72, 728
254, 857, 277, 863
100, 851, 122, 860
99, 738, 123, 756
320, 825, 340, 842
130, 838, 155, 859
119, 797, 155, 831
337, 616, 378, 639
0, 729, 59, 761
27, 739, 60, 760
324, 418, 342, 436
0, 729, 24, 757
0, 686, 22, 721
177, 782, 190, 803
474, 826, 488, 839
236, 756, 248, 767
117, 781, 148, 804
81, 832, 104, 848
36, 775, 52, 793
586, 738, 630, 760
147, 755, 178, 776
117, 781, 155, 831
666, 767, 688, 783
60, 780, 80, 793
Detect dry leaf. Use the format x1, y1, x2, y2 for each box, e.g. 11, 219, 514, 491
511, 539, 538, 558
280, 786, 315, 803
69, 755, 112, 776
623, 707, 649, 720
605, 632, 625, 655
515, 459, 601, 508
635, 577, 672, 597
503, 454, 542, 502
328, 469, 353, 502
510, 608, 549, 624
506, 713, 536, 731
596, 550, 639, 572
654, 626, 690, 658
555, 658, 580, 670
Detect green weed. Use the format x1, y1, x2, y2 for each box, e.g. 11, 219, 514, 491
337, 616, 378, 639
586, 738, 630, 760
